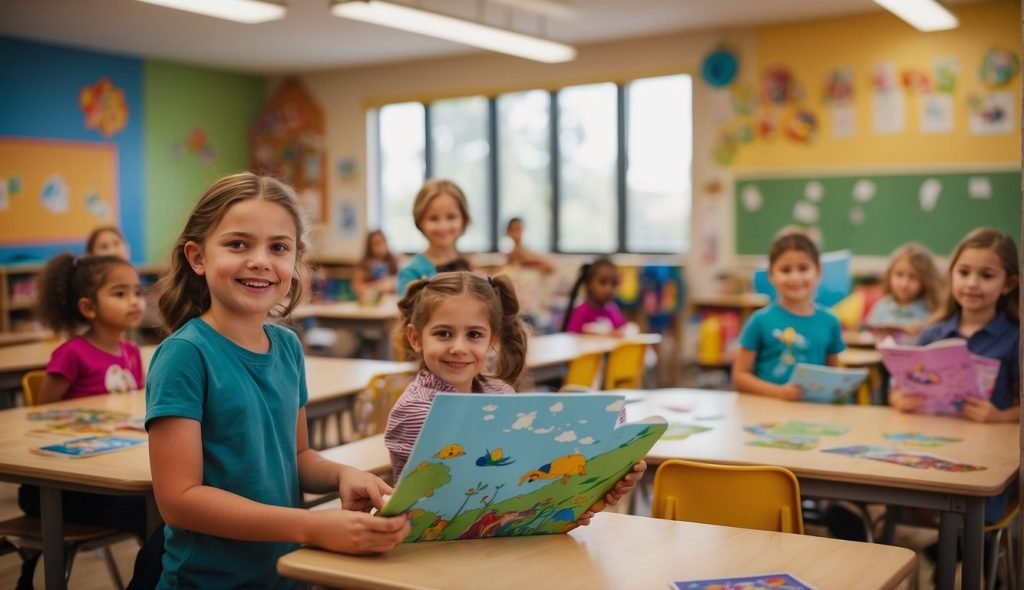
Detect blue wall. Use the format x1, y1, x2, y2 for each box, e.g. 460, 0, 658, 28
0, 37, 144, 263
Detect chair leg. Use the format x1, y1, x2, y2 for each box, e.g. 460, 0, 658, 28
15, 548, 41, 590
64, 543, 81, 584
985, 529, 1002, 590
103, 546, 125, 590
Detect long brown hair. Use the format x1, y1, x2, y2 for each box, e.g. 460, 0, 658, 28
394, 271, 527, 387
936, 228, 1020, 324
36, 254, 134, 336
359, 229, 398, 275
883, 242, 944, 312
157, 172, 309, 332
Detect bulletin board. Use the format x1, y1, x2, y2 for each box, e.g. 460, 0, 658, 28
734, 170, 1020, 256
0, 137, 118, 245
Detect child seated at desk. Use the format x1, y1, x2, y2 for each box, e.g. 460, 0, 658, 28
16, 253, 148, 587
562, 257, 636, 336
397, 179, 473, 295
353, 229, 400, 303
732, 230, 845, 400
864, 242, 943, 340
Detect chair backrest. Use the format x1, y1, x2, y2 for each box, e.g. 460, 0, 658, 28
562, 352, 602, 391
603, 341, 645, 390
21, 370, 46, 407
651, 459, 804, 534
352, 371, 416, 439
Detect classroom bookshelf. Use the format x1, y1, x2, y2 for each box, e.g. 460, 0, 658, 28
0, 263, 167, 334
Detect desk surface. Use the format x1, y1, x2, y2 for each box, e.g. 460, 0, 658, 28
526, 332, 661, 369
278, 512, 915, 590
293, 298, 399, 321
0, 330, 54, 348
0, 340, 61, 374
628, 389, 1019, 497
688, 293, 771, 309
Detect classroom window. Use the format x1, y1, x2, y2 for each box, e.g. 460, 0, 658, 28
373, 74, 693, 254
625, 74, 693, 253
377, 101, 426, 253
497, 90, 551, 252
556, 82, 618, 253
430, 96, 491, 252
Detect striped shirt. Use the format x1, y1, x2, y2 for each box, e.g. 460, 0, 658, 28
385, 369, 514, 480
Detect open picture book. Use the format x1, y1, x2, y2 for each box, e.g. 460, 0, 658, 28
379, 393, 666, 542
879, 337, 1000, 415
787, 363, 868, 404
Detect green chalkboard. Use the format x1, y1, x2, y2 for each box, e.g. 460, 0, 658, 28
734, 171, 1020, 256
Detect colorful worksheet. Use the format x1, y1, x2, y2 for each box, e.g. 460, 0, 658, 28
883, 432, 961, 448
822, 446, 985, 472
662, 422, 711, 441
32, 436, 146, 458
669, 572, 815, 589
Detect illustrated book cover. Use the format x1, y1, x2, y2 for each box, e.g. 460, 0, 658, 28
31, 436, 146, 458
379, 393, 666, 542
879, 337, 1000, 415
669, 572, 815, 589
787, 363, 868, 404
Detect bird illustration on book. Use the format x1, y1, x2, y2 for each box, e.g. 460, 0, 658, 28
434, 443, 466, 459
476, 448, 515, 467
518, 453, 588, 485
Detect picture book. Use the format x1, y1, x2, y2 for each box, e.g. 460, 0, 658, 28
669, 572, 815, 590
879, 338, 1000, 415
379, 393, 666, 542
662, 422, 711, 441
27, 408, 130, 424
787, 363, 868, 404
31, 436, 146, 458
743, 424, 818, 451
883, 432, 961, 447
822, 445, 985, 472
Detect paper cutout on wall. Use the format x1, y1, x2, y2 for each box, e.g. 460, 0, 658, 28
967, 91, 1014, 135
933, 58, 959, 93
337, 199, 358, 237
919, 178, 942, 211
782, 108, 817, 143
41, 175, 69, 214
871, 63, 905, 134
793, 201, 819, 224
824, 67, 856, 139
761, 66, 798, 105
335, 157, 358, 181
0, 177, 7, 212
920, 94, 954, 134
712, 133, 738, 166
980, 48, 1020, 89
80, 78, 128, 138
702, 48, 740, 87
741, 185, 763, 212
804, 181, 824, 202
731, 83, 757, 116
901, 69, 932, 93
8, 176, 21, 196
848, 206, 865, 226
968, 177, 991, 200
852, 179, 876, 202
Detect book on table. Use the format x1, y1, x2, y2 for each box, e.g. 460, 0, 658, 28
787, 363, 868, 404
878, 337, 999, 415
379, 392, 666, 542
31, 436, 147, 458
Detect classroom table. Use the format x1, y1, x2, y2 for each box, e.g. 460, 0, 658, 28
277, 511, 916, 590
625, 389, 1020, 590
843, 329, 880, 349
525, 332, 661, 384
292, 297, 400, 359
837, 347, 885, 405
0, 329, 54, 348
0, 339, 63, 395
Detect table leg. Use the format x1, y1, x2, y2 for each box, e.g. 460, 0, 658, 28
40, 486, 65, 590
936, 510, 959, 590
961, 497, 984, 590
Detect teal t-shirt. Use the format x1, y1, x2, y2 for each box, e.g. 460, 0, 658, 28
145, 318, 308, 589
738, 303, 846, 384
397, 253, 436, 295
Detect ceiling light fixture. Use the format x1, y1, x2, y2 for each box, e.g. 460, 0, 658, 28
331, 0, 576, 63
872, 0, 958, 32
134, 0, 286, 24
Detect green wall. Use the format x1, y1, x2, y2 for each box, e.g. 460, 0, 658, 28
143, 61, 265, 263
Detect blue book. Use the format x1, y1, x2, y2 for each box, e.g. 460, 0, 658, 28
31, 436, 146, 458
788, 363, 868, 404
670, 573, 815, 589
379, 393, 666, 542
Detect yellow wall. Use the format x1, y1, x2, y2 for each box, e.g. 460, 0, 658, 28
736, 0, 1019, 169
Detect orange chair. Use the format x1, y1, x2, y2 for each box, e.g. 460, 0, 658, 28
652, 459, 804, 534
351, 370, 417, 440
20, 370, 45, 407
559, 352, 602, 392
603, 341, 646, 390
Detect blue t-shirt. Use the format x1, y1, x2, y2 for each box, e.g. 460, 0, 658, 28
397, 253, 436, 295
916, 310, 1019, 523
865, 296, 931, 329
146, 318, 308, 589
738, 303, 846, 385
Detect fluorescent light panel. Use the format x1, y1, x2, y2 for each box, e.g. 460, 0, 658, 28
135, 0, 285, 24
872, 0, 958, 31
332, 0, 576, 63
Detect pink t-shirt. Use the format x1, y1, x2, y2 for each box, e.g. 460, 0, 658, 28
46, 335, 144, 399
565, 300, 627, 334
385, 369, 514, 480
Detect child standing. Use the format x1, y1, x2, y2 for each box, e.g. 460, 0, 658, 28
385, 271, 643, 520
146, 172, 408, 588
732, 232, 846, 400
86, 225, 131, 260
865, 243, 943, 335
352, 229, 400, 302
397, 179, 472, 295
561, 257, 632, 335
16, 253, 147, 586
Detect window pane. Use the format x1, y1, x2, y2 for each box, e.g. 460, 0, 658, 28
626, 74, 692, 253
430, 96, 490, 252
497, 90, 551, 252
557, 83, 617, 253
378, 102, 426, 253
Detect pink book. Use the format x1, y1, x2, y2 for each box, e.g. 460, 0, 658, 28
879, 337, 1000, 415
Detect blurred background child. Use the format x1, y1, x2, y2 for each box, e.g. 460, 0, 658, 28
561, 257, 634, 336
865, 243, 943, 338
397, 179, 472, 295
352, 229, 400, 303
86, 225, 130, 260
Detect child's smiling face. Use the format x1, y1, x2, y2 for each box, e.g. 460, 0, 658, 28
407, 293, 493, 393
419, 193, 466, 250
889, 256, 923, 305
769, 249, 820, 307
951, 247, 1015, 316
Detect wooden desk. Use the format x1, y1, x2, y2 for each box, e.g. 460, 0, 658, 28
278, 512, 915, 590
843, 330, 879, 349
292, 298, 400, 359
0, 393, 153, 590
626, 389, 1020, 590
688, 293, 770, 323
0, 330, 54, 348
0, 340, 62, 392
